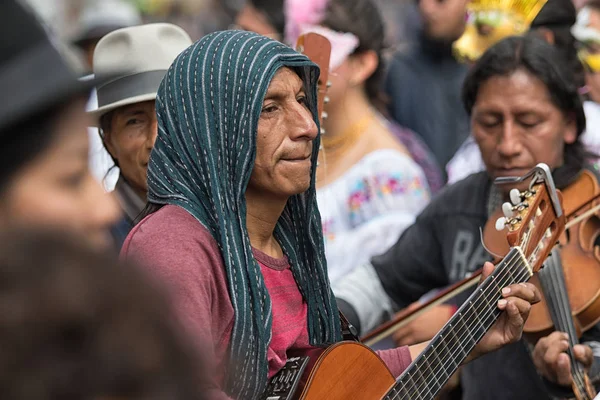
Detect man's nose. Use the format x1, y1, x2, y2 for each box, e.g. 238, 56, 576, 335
290, 103, 318, 141
497, 121, 522, 157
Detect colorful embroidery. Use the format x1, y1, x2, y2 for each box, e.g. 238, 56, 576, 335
347, 173, 427, 226
321, 218, 336, 242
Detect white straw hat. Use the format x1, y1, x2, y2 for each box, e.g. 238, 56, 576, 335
89, 23, 192, 125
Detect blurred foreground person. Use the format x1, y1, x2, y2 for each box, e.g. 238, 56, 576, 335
90, 23, 192, 247
0, 0, 120, 250
0, 227, 206, 400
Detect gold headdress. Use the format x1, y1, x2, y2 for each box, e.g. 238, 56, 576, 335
453, 0, 547, 63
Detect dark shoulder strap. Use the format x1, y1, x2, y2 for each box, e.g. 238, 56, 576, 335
339, 311, 360, 342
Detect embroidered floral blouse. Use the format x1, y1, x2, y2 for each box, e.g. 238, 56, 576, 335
317, 149, 431, 284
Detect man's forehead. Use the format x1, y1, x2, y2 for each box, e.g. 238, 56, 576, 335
266, 68, 304, 93
115, 100, 156, 115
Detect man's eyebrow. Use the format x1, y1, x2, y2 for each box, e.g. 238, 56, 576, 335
263, 85, 306, 102
118, 109, 147, 118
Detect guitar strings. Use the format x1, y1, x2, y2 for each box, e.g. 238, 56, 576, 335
391, 249, 526, 400
394, 253, 526, 400
539, 250, 590, 398
391, 202, 565, 399
390, 259, 525, 399
544, 251, 586, 394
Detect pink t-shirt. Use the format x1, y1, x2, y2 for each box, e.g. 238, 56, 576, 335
121, 205, 411, 399
254, 250, 312, 378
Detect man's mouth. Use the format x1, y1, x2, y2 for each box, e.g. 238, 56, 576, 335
494, 167, 531, 177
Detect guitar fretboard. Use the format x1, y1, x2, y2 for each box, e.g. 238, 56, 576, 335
385, 247, 532, 400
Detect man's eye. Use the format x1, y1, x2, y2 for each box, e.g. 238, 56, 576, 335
261, 104, 278, 114
126, 118, 141, 126
297, 95, 308, 105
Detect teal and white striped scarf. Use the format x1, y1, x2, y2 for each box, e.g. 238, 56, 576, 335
147, 31, 341, 398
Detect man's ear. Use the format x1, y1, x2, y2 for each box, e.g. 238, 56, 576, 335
563, 112, 578, 145
102, 130, 117, 160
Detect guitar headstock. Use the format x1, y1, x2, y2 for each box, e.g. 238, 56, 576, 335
494, 163, 566, 273
296, 32, 331, 129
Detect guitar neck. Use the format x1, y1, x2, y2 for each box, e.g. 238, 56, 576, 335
384, 247, 532, 400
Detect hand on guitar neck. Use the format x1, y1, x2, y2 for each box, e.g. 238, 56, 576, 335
401, 261, 540, 363
533, 331, 594, 388
467, 261, 542, 360
404, 261, 541, 363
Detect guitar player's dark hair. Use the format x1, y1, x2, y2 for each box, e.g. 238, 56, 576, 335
462, 35, 592, 186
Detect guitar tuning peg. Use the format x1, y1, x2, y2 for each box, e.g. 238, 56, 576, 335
322, 111, 328, 120
324, 96, 330, 104
502, 202, 514, 218
320, 127, 325, 135
326, 80, 332, 88
510, 189, 522, 206
495, 217, 508, 231
319, 144, 323, 151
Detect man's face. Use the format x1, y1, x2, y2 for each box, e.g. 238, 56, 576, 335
419, 0, 468, 43
246, 68, 318, 200
103, 101, 157, 198
472, 69, 577, 194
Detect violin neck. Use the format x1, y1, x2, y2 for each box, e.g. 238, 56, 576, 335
385, 247, 533, 400
537, 250, 595, 399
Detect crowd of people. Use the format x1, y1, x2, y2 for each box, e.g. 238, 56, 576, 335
4, 0, 600, 398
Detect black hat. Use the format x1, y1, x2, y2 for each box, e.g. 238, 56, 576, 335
532, 0, 577, 28
0, 0, 97, 133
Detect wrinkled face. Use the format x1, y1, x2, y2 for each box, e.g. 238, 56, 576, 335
104, 101, 157, 197
472, 69, 577, 194
1, 98, 121, 250
247, 67, 318, 199
420, 0, 468, 43
234, 4, 281, 40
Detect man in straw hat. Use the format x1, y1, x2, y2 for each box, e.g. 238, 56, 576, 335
89, 23, 192, 248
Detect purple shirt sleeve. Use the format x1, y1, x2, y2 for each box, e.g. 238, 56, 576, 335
121, 205, 236, 399
376, 346, 412, 377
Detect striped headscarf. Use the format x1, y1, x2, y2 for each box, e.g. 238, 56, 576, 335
147, 30, 341, 398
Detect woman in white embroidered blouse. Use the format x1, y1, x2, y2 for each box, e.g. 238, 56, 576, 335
285, 0, 432, 284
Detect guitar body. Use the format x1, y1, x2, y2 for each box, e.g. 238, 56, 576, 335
292, 342, 394, 400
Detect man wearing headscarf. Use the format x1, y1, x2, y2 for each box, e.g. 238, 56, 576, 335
121, 30, 538, 399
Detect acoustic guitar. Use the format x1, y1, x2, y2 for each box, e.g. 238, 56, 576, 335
263, 163, 565, 400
